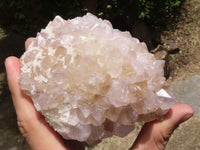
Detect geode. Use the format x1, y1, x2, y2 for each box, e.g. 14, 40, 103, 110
19, 13, 175, 144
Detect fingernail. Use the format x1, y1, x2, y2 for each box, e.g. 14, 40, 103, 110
25, 39, 33, 49
26, 40, 31, 46
180, 114, 193, 123
4, 57, 10, 66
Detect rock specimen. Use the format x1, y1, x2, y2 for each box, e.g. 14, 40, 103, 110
19, 13, 175, 144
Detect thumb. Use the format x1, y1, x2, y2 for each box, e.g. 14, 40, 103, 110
130, 104, 194, 150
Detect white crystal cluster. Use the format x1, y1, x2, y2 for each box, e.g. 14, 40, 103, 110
19, 13, 175, 143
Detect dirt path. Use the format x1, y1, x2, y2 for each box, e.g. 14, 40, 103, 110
166, 0, 200, 81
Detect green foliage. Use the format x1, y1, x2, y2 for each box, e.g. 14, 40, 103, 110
0, 0, 182, 35
0, 0, 82, 35
137, 0, 181, 19
96, 0, 182, 26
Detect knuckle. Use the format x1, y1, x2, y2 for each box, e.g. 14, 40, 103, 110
17, 119, 30, 142
153, 130, 171, 150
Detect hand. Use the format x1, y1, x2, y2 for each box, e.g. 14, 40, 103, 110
5, 38, 194, 150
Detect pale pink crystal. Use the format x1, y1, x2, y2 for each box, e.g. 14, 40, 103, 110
19, 13, 175, 143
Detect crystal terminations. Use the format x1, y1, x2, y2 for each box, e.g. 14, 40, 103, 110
19, 13, 175, 143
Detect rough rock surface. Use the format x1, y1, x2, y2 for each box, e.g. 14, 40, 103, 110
19, 13, 175, 143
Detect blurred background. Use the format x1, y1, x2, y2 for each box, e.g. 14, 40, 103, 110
0, 0, 200, 149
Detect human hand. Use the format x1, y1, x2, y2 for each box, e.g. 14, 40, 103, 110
5, 38, 194, 150
5, 38, 85, 150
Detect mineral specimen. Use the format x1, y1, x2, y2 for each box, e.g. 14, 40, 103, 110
19, 13, 175, 144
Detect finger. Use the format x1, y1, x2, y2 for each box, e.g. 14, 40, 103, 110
25, 37, 35, 50
5, 56, 68, 150
5, 56, 35, 116
130, 104, 194, 150
5, 56, 23, 100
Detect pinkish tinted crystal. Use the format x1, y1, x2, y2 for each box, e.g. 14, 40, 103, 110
19, 13, 175, 144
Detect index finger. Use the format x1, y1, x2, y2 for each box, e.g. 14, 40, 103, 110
5, 57, 37, 118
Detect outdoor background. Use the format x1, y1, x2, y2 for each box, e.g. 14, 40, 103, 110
0, 0, 200, 149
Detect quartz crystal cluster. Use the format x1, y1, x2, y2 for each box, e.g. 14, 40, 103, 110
19, 13, 175, 143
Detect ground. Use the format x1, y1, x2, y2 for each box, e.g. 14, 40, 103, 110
0, 0, 199, 149
165, 0, 200, 81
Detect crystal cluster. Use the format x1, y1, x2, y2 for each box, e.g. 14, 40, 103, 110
19, 13, 175, 143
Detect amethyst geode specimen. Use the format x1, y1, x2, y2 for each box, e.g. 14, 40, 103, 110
19, 13, 175, 143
